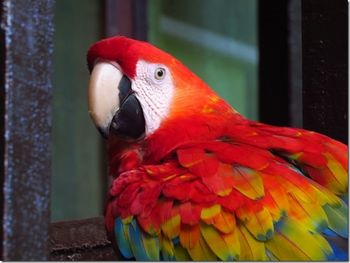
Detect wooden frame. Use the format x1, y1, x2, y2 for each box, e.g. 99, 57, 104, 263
0, 0, 54, 260
302, 0, 348, 144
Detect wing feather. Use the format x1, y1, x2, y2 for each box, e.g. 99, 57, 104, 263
200, 222, 236, 260
237, 224, 267, 260
114, 217, 133, 259
109, 121, 348, 260
266, 218, 332, 260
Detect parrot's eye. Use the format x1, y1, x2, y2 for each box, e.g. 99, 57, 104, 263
154, 67, 166, 80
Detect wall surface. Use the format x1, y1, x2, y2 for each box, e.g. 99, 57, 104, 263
52, 0, 104, 221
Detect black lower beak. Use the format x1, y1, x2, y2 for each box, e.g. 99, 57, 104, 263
104, 75, 145, 139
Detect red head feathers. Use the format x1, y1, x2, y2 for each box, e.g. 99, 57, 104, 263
88, 36, 175, 79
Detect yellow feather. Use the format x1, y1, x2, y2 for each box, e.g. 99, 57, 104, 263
267, 185, 290, 213
313, 233, 333, 257
212, 209, 236, 234
288, 194, 328, 232
263, 196, 283, 223
324, 152, 348, 193
187, 232, 217, 261
222, 229, 240, 260
200, 204, 221, 224
121, 215, 133, 224
217, 188, 233, 197
200, 222, 236, 260
160, 235, 175, 260
266, 218, 330, 260
237, 225, 267, 260
273, 174, 317, 203
141, 232, 160, 260
161, 214, 180, 239
236, 206, 274, 241
232, 167, 264, 200
311, 183, 341, 206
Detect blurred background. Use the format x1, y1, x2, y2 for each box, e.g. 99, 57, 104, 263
52, 0, 258, 221
51, 0, 347, 222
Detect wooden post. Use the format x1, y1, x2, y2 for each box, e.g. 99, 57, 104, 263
1, 0, 55, 260
258, 0, 291, 127
302, 0, 348, 144
105, 0, 148, 40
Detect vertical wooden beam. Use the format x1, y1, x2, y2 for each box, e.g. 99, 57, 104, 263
1, 0, 55, 260
288, 0, 303, 128
0, 1, 5, 259
105, 0, 148, 40
302, 0, 348, 144
258, 0, 291, 126
105, 0, 133, 37
132, 0, 148, 40
258, 0, 304, 128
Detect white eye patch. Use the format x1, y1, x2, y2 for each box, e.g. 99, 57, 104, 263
132, 60, 174, 136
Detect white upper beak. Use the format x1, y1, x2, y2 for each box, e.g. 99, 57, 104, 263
88, 61, 123, 132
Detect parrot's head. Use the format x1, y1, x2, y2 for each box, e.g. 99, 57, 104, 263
87, 36, 240, 147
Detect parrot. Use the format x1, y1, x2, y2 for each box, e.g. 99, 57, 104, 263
86, 36, 348, 261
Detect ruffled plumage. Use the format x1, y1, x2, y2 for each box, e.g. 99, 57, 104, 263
106, 122, 348, 261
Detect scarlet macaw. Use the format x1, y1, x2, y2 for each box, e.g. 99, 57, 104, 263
87, 36, 348, 261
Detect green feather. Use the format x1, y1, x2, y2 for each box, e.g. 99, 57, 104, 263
323, 200, 348, 238
174, 244, 191, 261
141, 231, 160, 260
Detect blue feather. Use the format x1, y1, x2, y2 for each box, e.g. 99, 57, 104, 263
327, 239, 348, 261
323, 228, 339, 237
114, 217, 133, 258
128, 219, 150, 260
172, 236, 180, 245
341, 194, 348, 205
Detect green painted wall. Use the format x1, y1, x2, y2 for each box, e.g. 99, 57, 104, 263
148, 0, 258, 120
51, 0, 103, 221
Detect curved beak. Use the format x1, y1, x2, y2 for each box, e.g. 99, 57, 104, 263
88, 61, 145, 139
